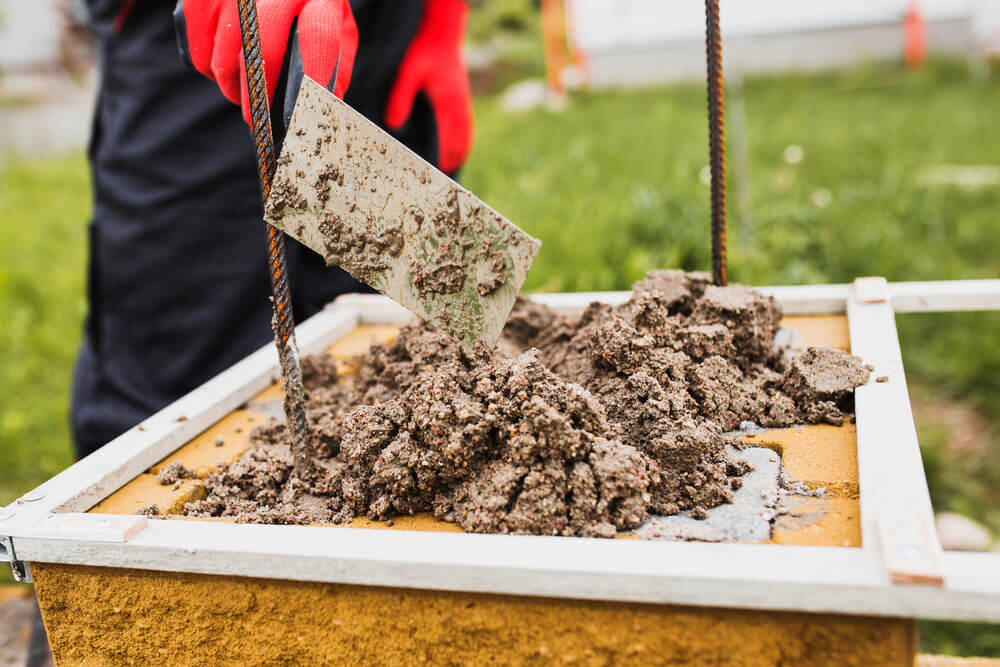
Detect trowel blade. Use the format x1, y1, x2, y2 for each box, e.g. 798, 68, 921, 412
263, 76, 540, 348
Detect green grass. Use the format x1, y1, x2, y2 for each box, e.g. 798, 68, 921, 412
467, 60, 1000, 291
0, 155, 87, 504
916, 386, 1000, 532
0, 155, 87, 586
920, 620, 1000, 658
467, 0, 539, 45
1, 60, 999, 650
466, 0, 546, 90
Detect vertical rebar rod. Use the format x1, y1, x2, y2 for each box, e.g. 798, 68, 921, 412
236, 0, 313, 476
705, 0, 728, 286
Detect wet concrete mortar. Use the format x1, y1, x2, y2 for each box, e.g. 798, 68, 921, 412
181, 271, 871, 538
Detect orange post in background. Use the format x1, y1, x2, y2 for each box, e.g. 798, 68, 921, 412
904, 0, 927, 69
541, 0, 568, 100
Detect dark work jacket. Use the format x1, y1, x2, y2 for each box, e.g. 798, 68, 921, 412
73, 0, 427, 457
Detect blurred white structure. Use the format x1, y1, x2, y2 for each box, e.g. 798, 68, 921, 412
0, 0, 63, 70
0, 1, 95, 157
568, 0, 1000, 86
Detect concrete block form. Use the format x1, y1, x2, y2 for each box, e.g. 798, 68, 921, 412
3, 279, 1000, 664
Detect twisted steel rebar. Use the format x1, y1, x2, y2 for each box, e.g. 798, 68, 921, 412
705, 0, 727, 286
236, 0, 313, 476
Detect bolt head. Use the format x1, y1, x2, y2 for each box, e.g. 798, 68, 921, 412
19, 490, 45, 503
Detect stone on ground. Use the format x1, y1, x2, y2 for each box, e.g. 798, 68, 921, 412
935, 511, 993, 552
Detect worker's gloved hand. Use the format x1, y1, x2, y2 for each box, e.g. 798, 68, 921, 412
385, 0, 473, 174
174, 0, 358, 128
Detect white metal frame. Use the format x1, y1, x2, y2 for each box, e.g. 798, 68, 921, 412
2, 278, 1000, 622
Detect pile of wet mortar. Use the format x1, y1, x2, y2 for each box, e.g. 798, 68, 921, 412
181, 271, 870, 538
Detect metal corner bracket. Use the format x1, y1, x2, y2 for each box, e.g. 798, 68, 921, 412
0, 533, 32, 583
0, 504, 148, 584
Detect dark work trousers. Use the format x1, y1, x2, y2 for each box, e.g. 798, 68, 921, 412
71, 0, 432, 459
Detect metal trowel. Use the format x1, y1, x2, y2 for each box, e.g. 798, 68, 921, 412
263, 76, 540, 348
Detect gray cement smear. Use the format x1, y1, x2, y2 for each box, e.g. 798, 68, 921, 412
246, 397, 285, 421
634, 445, 781, 542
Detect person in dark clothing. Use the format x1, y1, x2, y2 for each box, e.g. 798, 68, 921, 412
70, 0, 473, 459
28, 2, 471, 664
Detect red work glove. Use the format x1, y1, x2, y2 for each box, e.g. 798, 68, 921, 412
385, 0, 473, 174
174, 0, 358, 127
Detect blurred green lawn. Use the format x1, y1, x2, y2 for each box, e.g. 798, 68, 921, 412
0, 156, 88, 503
1, 60, 998, 653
